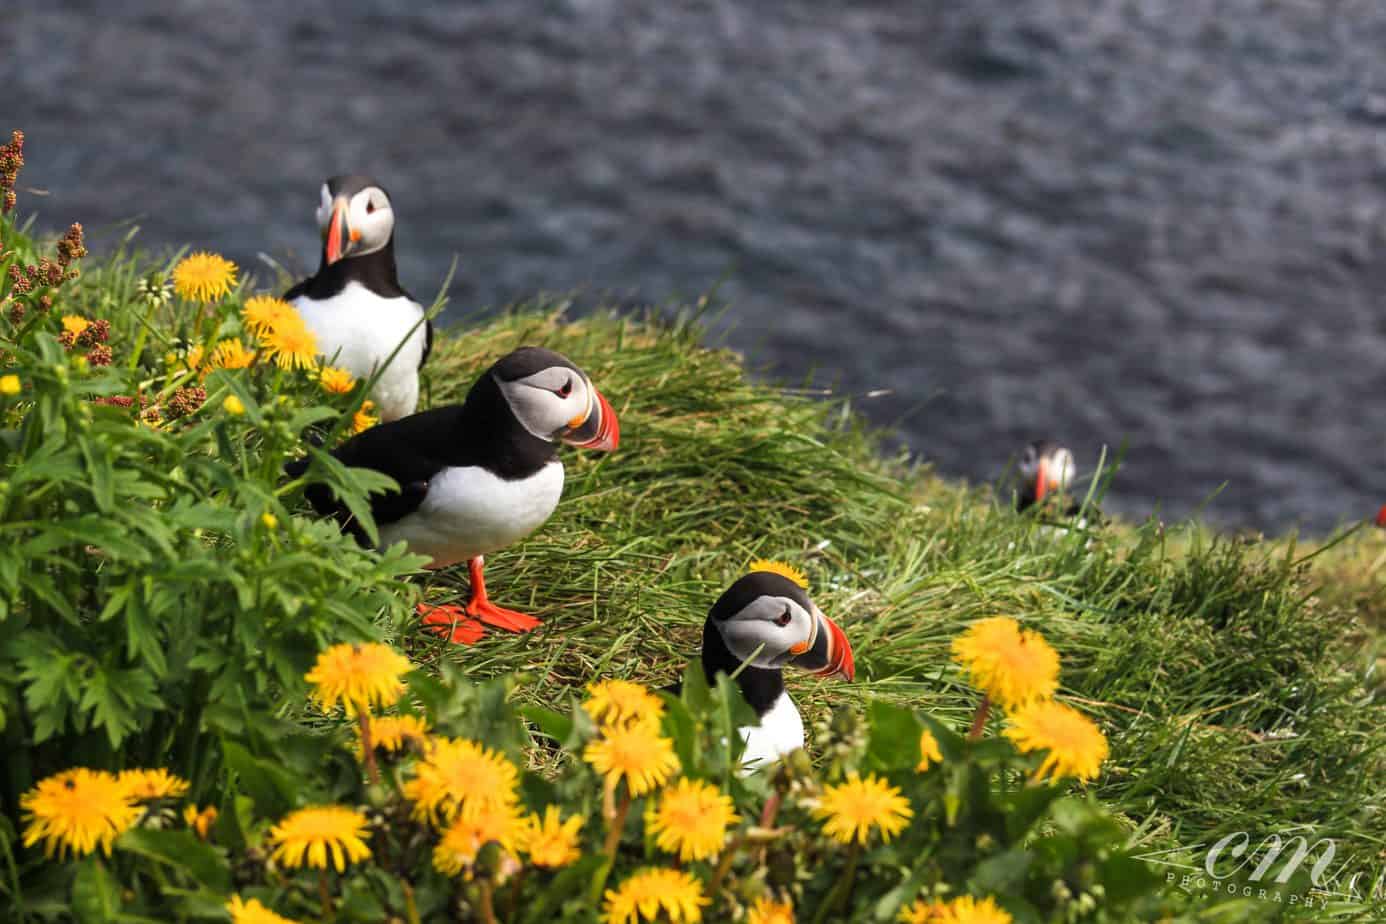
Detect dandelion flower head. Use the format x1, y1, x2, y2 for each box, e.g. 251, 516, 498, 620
268, 804, 371, 872
20, 767, 142, 859
814, 772, 913, 845
173, 252, 237, 302
584, 723, 680, 797
645, 777, 738, 862
305, 642, 411, 717
1004, 700, 1108, 784
951, 617, 1060, 709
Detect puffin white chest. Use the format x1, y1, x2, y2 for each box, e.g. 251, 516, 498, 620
378, 461, 565, 569
291, 280, 426, 422
738, 692, 805, 773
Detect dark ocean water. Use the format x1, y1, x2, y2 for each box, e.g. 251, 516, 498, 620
7, 1, 1386, 532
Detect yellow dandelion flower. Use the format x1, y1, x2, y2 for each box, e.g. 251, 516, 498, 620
261, 312, 318, 371
432, 799, 526, 877
1, 374, 21, 396
951, 617, 1060, 710
20, 768, 142, 859
916, 729, 942, 772
210, 338, 257, 370
603, 867, 709, 924
814, 772, 913, 846
184, 804, 218, 840
939, 896, 1012, 924
520, 805, 583, 868
318, 365, 355, 395
223, 394, 246, 416
645, 777, 738, 862
304, 642, 411, 717
584, 723, 680, 797
268, 805, 371, 872
356, 714, 430, 758
583, 678, 666, 731
748, 897, 796, 924
173, 252, 238, 302
403, 737, 520, 825
241, 295, 295, 336
261, 513, 278, 529
227, 895, 300, 924
117, 768, 190, 802
1004, 700, 1108, 784
748, 558, 809, 588
61, 315, 90, 337
898, 899, 952, 923
352, 399, 379, 434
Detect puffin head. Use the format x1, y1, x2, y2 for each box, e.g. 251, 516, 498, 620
489, 347, 620, 452
1018, 439, 1075, 508
706, 570, 854, 681
317, 174, 395, 266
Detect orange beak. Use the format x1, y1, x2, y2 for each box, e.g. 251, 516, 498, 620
562, 386, 620, 452
1034, 458, 1049, 504
324, 199, 350, 266
791, 605, 855, 682
1375, 504, 1386, 528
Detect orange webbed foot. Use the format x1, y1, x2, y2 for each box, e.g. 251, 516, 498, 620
417, 602, 486, 645
466, 600, 542, 634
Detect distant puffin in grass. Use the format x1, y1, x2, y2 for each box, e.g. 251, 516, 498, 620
1016, 439, 1082, 517
287, 346, 619, 644
676, 561, 855, 771
285, 174, 430, 422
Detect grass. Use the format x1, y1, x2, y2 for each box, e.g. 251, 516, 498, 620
386, 301, 1385, 916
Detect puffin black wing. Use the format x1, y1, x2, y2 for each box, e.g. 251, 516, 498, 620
289, 405, 466, 541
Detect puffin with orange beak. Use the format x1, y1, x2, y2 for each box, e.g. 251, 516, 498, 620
288, 347, 619, 643
679, 563, 855, 771
285, 175, 430, 423
1016, 439, 1079, 515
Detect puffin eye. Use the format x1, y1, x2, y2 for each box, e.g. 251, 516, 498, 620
775, 607, 792, 627
557, 378, 573, 398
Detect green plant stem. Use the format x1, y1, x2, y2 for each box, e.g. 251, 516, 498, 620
358, 712, 380, 785
401, 879, 421, 924
318, 870, 332, 918
478, 879, 498, 924
601, 785, 632, 861
968, 695, 992, 741
811, 841, 860, 924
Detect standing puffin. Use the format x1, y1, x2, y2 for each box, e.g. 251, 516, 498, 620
288, 346, 619, 643
285, 174, 430, 422
682, 563, 855, 771
1016, 439, 1079, 515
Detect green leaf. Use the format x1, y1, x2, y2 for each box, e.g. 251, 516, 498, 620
866, 700, 921, 770
970, 847, 1032, 894
116, 828, 231, 893
70, 858, 121, 924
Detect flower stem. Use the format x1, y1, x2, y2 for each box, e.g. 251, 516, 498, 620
358, 712, 381, 784
967, 695, 992, 741
811, 841, 860, 924
602, 785, 632, 860
318, 870, 332, 917
478, 880, 498, 924
401, 879, 421, 924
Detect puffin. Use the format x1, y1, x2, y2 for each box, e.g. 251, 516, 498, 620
287, 346, 619, 643
1016, 439, 1080, 516
678, 563, 855, 771
285, 174, 430, 422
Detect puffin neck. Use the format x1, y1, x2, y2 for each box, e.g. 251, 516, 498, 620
303, 236, 410, 300
701, 620, 786, 718
454, 373, 559, 480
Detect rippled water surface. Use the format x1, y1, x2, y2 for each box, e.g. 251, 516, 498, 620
8, 1, 1386, 531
